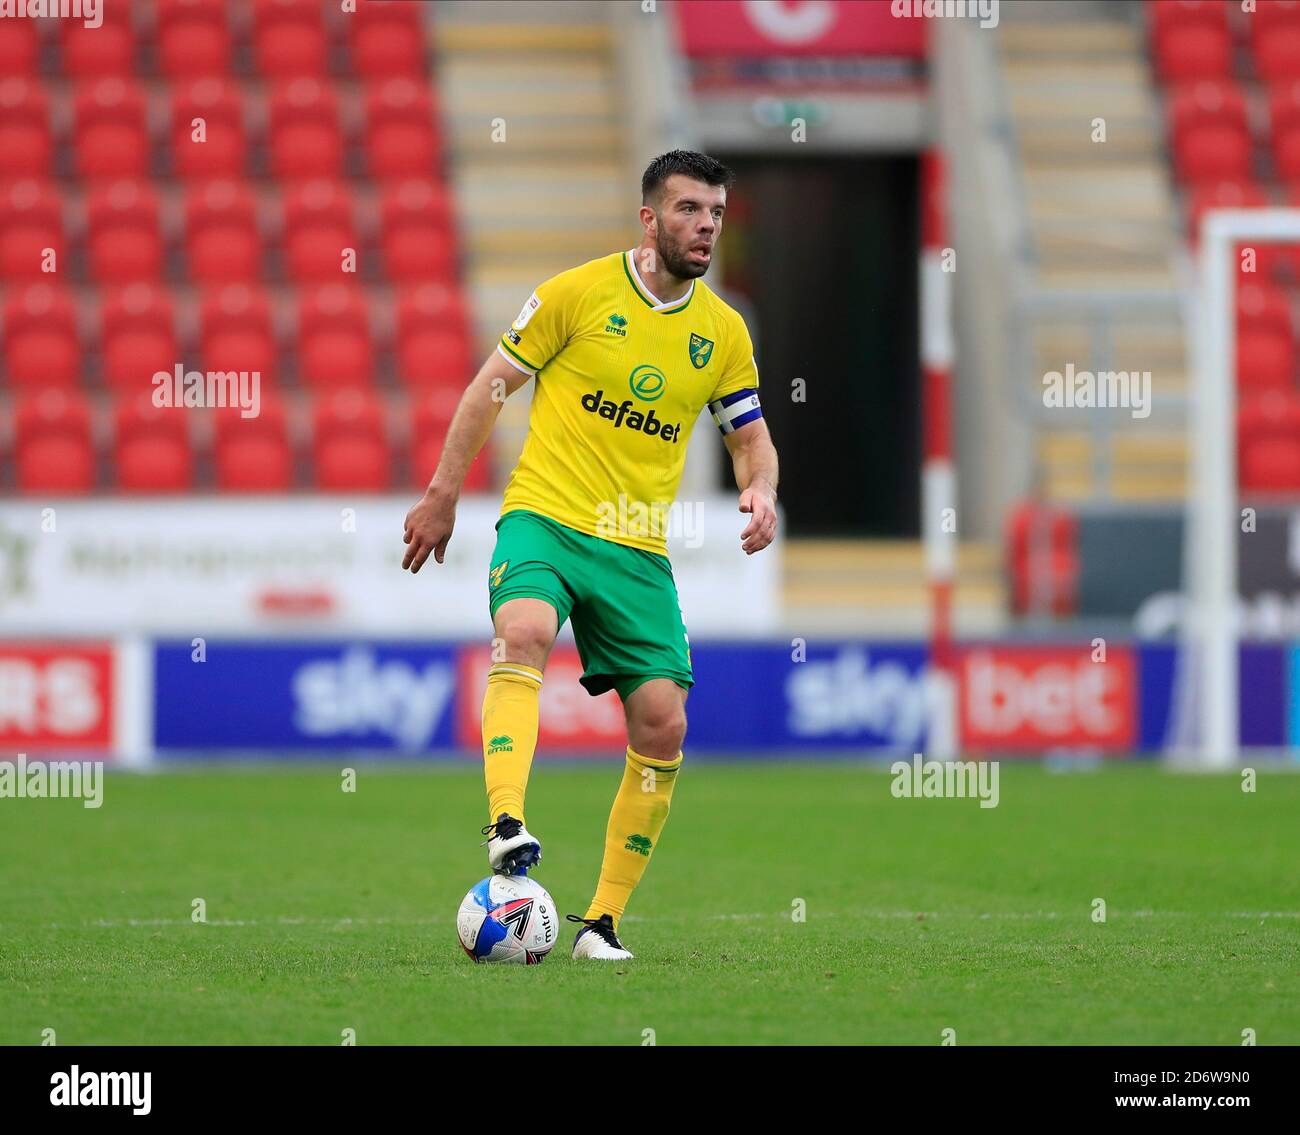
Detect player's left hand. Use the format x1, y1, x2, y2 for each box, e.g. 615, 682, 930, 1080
738, 485, 777, 555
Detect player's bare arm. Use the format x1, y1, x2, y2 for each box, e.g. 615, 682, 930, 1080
725, 417, 779, 555
402, 350, 531, 573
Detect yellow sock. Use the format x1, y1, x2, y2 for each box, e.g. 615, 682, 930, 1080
585, 746, 682, 929
481, 662, 543, 824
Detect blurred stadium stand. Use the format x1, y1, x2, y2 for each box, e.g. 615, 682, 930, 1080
948, 0, 1300, 628
0, 0, 487, 498
9, 0, 1300, 649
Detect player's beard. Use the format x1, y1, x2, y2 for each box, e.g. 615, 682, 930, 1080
655, 227, 710, 280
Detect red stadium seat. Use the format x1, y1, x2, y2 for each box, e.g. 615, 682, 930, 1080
396, 283, 472, 388
410, 387, 489, 491
1269, 81, 1300, 184
157, 0, 232, 80
281, 179, 358, 283
381, 178, 455, 282
1238, 280, 1293, 335
0, 16, 39, 77
1258, 32, 1300, 85
201, 283, 278, 382
398, 281, 468, 337
1169, 81, 1252, 183
0, 180, 66, 281
85, 180, 164, 283
1150, 0, 1230, 40
213, 394, 293, 491
1153, 16, 1232, 84
113, 394, 193, 492
311, 388, 391, 490
1239, 391, 1300, 490
60, 6, 135, 78
0, 78, 52, 178
1241, 434, 1300, 489
3, 283, 81, 388
101, 284, 179, 393
1236, 281, 1296, 390
14, 390, 95, 494
184, 180, 262, 283
253, 0, 328, 78
350, 0, 427, 78
268, 78, 343, 179
364, 79, 439, 180
171, 79, 246, 179
1249, 0, 1300, 33
297, 284, 372, 388
74, 78, 150, 180
1251, 0, 1300, 82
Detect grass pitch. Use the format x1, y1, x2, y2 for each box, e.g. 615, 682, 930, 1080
1, 761, 1297, 1046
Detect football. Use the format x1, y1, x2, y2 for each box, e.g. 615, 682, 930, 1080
456, 875, 558, 964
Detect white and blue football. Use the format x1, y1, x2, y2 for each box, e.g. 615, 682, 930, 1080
457, 875, 558, 964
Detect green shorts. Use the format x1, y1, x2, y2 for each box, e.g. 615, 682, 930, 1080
487, 509, 693, 701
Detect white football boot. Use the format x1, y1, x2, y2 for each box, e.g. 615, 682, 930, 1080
481, 813, 542, 875
568, 913, 634, 960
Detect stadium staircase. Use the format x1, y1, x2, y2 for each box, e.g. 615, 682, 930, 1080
935, 0, 1199, 618
961, 0, 1300, 618
994, 0, 1189, 505
431, 0, 632, 484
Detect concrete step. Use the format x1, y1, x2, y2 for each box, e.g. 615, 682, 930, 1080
1036, 430, 1187, 501
783, 539, 1000, 577
436, 21, 613, 53
1024, 166, 1172, 218
999, 21, 1142, 55
781, 540, 1006, 633
1002, 58, 1151, 86
783, 578, 1004, 608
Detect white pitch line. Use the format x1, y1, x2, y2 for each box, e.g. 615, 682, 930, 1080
22, 909, 1298, 931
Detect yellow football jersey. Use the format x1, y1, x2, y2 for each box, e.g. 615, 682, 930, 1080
495, 250, 762, 556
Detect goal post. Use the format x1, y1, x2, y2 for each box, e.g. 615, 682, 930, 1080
1190, 208, 1300, 768
920, 149, 958, 760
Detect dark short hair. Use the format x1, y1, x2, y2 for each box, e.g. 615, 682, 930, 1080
641, 150, 735, 205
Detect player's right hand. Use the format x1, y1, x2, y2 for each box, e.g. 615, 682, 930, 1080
402, 488, 456, 573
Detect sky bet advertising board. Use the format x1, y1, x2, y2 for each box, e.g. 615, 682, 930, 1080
147, 638, 1295, 757
151, 640, 932, 755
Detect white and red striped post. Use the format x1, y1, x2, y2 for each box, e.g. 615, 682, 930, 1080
920, 149, 958, 759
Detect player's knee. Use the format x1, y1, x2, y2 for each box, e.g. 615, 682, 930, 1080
495, 617, 554, 668
630, 700, 687, 760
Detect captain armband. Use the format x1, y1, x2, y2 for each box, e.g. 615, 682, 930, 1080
709, 388, 762, 435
